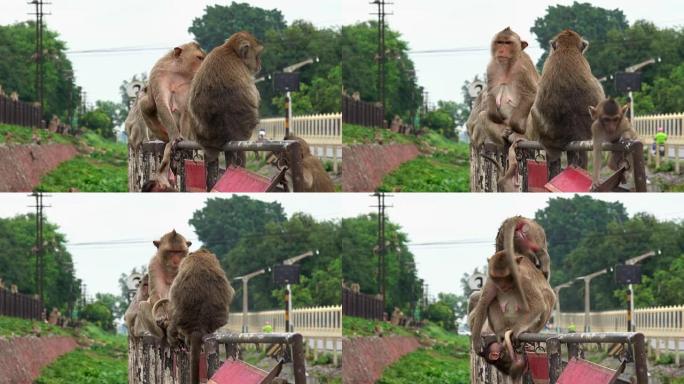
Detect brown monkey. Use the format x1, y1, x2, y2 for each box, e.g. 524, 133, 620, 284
495, 216, 550, 281
482, 141, 521, 192
166, 249, 234, 384
531, 29, 605, 172
468, 249, 555, 379
482, 27, 539, 147
283, 134, 335, 192
141, 143, 177, 192
124, 273, 149, 337
139, 42, 205, 186
589, 98, 638, 188
138, 230, 191, 337
188, 31, 263, 182
124, 86, 156, 150
466, 90, 487, 149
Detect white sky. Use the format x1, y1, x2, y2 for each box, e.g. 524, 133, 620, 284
340, 0, 684, 105
0, 0, 343, 107
0, 193, 681, 300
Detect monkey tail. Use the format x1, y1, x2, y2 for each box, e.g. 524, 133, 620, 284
190, 331, 203, 384
504, 220, 529, 312
481, 154, 504, 175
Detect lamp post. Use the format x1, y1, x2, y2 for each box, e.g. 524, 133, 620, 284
624, 250, 659, 331
577, 269, 609, 332
553, 281, 574, 333
234, 268, 266, 333
282, 250, 318, 332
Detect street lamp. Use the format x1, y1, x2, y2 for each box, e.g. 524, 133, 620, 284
282, 250, 318, 332
576, 269, 609, 332
624, 250, 660, 331
234, 268, 267, 333
553, 281, 575, 333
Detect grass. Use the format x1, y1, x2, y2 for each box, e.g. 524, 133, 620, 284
35, 131, 128, 192
0, 315, 71, 337
35, 324, 127, 384
0, 124, 72, 145
343, 123, 415, 145
342, 316, 413, 337
377, 322, 471, 384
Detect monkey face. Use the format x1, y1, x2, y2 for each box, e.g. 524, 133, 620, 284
167, 250, 186, 268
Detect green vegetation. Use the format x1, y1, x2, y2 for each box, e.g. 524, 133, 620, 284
35, 324, 127, 384
343, 123, 414, 145
0, 124, 72, 144
0, 316, 70, 337
342, 316, 413, 337
377, 322, 470, 384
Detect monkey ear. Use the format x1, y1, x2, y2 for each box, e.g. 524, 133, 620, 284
549, 40, 557, 51
153, 240, 160, 248
186, 241, 192, 247
521, 41, 528, 50
588, 106, 598, 120
303, 169, 314, 189
581, 39, 589, 53
173, 47, 183, 58
238, 40, 251, 59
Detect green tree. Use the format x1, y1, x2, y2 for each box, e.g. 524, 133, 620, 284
423, 108, 455, 137
81, 301, 114, 330
94, 292, 126, 320
0, 214, 81, 313
0, 22, 80, 121
341, 22, 422, 121
188, 2, 286, 51
437, 292, 468, 321
189, 196, 287, 260
272, 65, 342, 115
95, 100, 126, 128
80, 108, 114, 139
425, 301, 456, 330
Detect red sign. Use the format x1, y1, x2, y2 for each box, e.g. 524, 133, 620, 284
208, 360, 269, 384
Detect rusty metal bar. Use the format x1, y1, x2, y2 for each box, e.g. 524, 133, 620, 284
633, 333, 648, 384
204, 336, 220, 379
291, 333, 307, 384
517, 332, 641, 344
546, 336, 561, 384
631, 141, 647, 192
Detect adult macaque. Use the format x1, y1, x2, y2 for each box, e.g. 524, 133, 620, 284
124, 273, 149, 337
466, 91, 487, 149
482, 27, 539, 147
495, 216, 550, 280
589, 98, 638, 188
531, 29, 604, 172
284, 134, 335, 192
139, 42, 205, 186
166, 249, 234, 384
138, 230, 191, 337
188, 31, 263, 184
125, 86, 155, 150
468, 248, 555, 379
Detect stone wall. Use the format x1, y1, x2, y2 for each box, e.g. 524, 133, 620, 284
0, 336, 78, 384
342, 336, 421, 384
342, 144, 421, 192
0, 144, 78, 191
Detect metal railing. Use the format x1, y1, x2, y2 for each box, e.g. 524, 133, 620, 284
342, 95, 385, 128
634, 113, 684, 144
0, 287, 42, 320
0, 95, 42, 128
128, 332, 306, 384
472, 332, 647, 384
342, 288, 383, 321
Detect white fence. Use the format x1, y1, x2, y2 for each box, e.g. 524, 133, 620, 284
253, 113, 342, 171
557, 305, 684, 364
634, 113, 684, 144
225, 305, 342, 364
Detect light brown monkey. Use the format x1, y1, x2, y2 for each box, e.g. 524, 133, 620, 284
166, 249, 234, 384
124, 86, 156, 150
589, 98, 638, 188
531, 29, 605, 172
139, 42, 205, 188
124, 273, 149, 337
468, 249, 555, 379
141, 143, 177, 192
188, 31, 263, 184
284, 134, 335, 192
466, 90, 487, 149
10, 91, 19, 102
138, 230, 191, 337
482, 27, 539, 147
495, 216, 550, 281
482, 142, 521, 192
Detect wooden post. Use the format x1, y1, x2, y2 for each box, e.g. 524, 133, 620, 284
675, 144, 680, 174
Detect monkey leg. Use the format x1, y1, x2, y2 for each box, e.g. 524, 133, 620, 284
203, 148, 220, 191
138, 301, 164, 338
567, 150, 588, 169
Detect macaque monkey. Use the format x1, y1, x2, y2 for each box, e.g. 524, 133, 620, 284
10, 92, 19, 102
125, 86, 154, 150
468, 249, 555, 379
166, 249, 234, 384
124, 273, 149, 337
482, 27, 539, 147
531, 29, 604, 171
589, 98, 638, 188
188, 31, 263, 186
496, 216, 550, 281
482, 141, 521, 192
138, 230, 191, 337
283, 134, 335, 192
139, 42, 206, 187
141, 143, 177, 192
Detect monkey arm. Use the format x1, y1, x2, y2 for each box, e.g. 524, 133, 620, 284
469, 283, 498, 352
139, 93, 170, 142
486, 91, 505, 124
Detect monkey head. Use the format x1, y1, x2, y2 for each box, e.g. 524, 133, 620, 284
284, 134, 311, 157
227, 31, 264, 75
153, 230, 192, 271
173, 41, 206, 76
589, 98, 629, 135
550, 29, 588, 54
491, 27, 527, 65
139, 274, 150, 301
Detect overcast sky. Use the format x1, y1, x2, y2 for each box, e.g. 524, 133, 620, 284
341, 0, 684, 106
0, 193, 681, 301
2, 1, 682, 111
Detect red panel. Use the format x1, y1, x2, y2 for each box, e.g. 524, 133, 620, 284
557, 358, 616, 384
184, 160, 206, 192
527, 160, 548, 192
211, 167, 271, 192
209, 360, 267, 384
545, 166, 592, 192
526, 352, 549, 383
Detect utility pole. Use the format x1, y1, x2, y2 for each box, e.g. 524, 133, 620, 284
28, 192, 49, 303
28, 0, 50, 126
370, 0, 392, 116
234, 269, 266, 333
577, 269, 609, 332
372, 192, 391, 316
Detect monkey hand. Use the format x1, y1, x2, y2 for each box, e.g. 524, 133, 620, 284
152, 299, 171, 330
